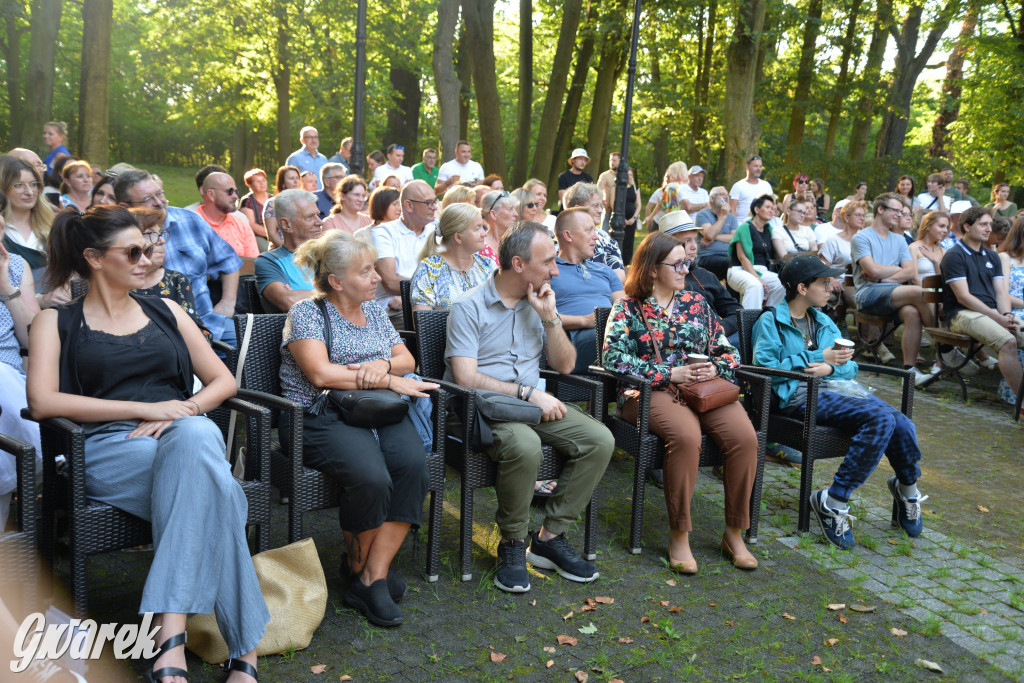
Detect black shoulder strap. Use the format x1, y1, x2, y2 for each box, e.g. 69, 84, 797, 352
780, 222, 799, 248
314, 297, 332, 353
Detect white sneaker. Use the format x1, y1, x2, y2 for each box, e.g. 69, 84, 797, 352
912, 366, 939, 388
877, 344, 896, 364
979, 356, 999, 371
920, 331, 933, 348
938, 348, 980, 376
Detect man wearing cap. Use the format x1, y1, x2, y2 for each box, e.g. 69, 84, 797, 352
677, 165, 710, 214
550, 207, 625, 373
286, 126, 329, 190
694, 186, 738, 280
752, 254, 928, 550
729, 156, 773, 220
663, 210, 742, 346
558, 149, 594, 201
940, 200, 973, 250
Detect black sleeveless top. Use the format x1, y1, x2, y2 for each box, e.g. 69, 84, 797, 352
57, 294, 193, 400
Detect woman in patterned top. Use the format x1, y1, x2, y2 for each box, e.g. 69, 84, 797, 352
409, 203, 494, 316
602, 232, 759, 574
280, 231, 438, 627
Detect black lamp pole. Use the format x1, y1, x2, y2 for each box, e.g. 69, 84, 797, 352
609, 0, 642, 265
349, 0, 367, 178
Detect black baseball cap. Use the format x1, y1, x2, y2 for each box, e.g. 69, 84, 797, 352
779, 254, 844, 289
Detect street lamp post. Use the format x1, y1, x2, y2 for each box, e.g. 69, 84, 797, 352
349, 0, 367, 178
609, 0, 642, 265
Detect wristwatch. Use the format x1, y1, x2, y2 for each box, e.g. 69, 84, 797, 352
541, 314, 562, 328
0, 287, 20, 303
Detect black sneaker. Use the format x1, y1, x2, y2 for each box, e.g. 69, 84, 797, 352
340, 555, 408, 603
494, 539, 531, 593
344, 577, 402, 627
648, 469, 665, 488
527, 531, 599, 583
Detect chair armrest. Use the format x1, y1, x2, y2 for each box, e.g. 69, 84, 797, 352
425, 387, 448, 455
234, 389, 304, 482
737, 365, 824, 434
22, 413, 87, 511
584, 365, 653, 434
220, 396, 271, 484
539, 371, 603, 417
0, 433, 37, 539
734, 368, 771, 441
853, 364, 914, 418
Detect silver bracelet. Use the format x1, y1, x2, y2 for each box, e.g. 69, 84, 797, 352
187, 399, 201, 415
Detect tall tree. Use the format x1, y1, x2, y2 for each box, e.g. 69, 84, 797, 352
433, 0, 462, 161
929, 0, 979, 159
384, 65, 422, 158
548, 4, 597, 190
783, 0, 823, 166
823, 0, 863, 158
688, 0, 717, 163
461, 0, 508, 180
584, 4, 629, 178
272, 5, 291, 163
874, 0, 960, 163
528, 0, 582, 189
456, 21, 472, 143
3, 0, 25, 146
511, 0, 532, 186
848, 0, 890, 161
78, 0, 112, 166
722, 0, 766, 182
650, 49, 670, 179
23, 0, 63, 145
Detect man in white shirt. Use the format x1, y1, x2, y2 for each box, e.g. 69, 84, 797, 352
729, 156, 773, 220
434, 140, 486, 195
912, 173, 954, 214
677, 164, 710, 213
814, 199, 850, 245
372, 144, 414, 188
372, 180, 436, 329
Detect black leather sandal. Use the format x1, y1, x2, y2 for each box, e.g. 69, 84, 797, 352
146, 632, 188, 682
225, 658, 258, 681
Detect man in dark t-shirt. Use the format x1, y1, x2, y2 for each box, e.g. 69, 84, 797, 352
558, 148, 594, 203
940, 206, 1024, 392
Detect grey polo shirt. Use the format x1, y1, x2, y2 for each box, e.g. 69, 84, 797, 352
444, 273, 545, 387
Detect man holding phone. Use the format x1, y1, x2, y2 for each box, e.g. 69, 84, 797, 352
694, 186, 738, 280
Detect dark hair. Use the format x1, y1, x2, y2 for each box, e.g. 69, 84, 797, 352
624, 232, 682, 300
749, 194, 775, 215
46, 206, 141, 288
368, 186, 400, 222
112, 168, 153, 203
991, 216, 1012, 237
1000, 216, 1024, 259
91, 175, 114, 202
955, 178, 970, 190
498, 221, 548, 271
194, 164, 228, 191
367, 150, 386, 165
895, 174, 916, 199
129, 206, 165, 231
960, 205, 991, 229
274, 165, 300, 194
386, 143, 403, 155
333, 174, 368, 206
872, 192, 903, 211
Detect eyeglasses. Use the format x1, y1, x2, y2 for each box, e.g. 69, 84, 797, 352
748, 155, 762, 163
408, 198, 439, 209
658, 259, 693, 274
877, 205, 903, 214
394, 145, 405, 151
142, 229, 170, 244
107, 244, 155, 263
525, 202, 538, 209
12, 182, 41, 192
486, 191, 510, 214
127, 190, 166, 206
323, 175, 344, 183
223, 187, 238, 196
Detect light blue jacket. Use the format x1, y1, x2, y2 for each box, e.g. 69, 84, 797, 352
751, 303, 858, 408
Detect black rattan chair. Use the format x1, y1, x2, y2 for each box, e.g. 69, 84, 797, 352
26, 397, 271, 617
736, 308, 915, 532
242, 275, 266, 315
414, 308, 603, 581
232, 313, 447, 581
399, 279, 414, 332
0, 427, 39, 614
587, 307, 771, 553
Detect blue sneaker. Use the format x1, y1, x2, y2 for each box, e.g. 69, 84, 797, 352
888, 477, 927, 537
809, 489, 856, 550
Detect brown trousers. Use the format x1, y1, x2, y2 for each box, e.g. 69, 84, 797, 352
622, 391, 757, 532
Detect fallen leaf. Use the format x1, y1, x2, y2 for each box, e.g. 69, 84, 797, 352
546, 660, 554, 669
708, 602, 717, 607
640, 616, 651, 623
557, 634, 579, 646
782, 612, 796, 620
827, 603, 846, 611
311, 665, 327, 674
888, 539, 898, 545
563, 610, 574, 621
488, 645, 494, 650
339, 677, 353, 682
581, 604, 597, 612
689, 653, 697, 664
578, 622, 598, 634
617, 637, 634, 644
574, 671, 589, 683
610, 679, 625, 683
595, 596, 614, 604
659, 600, 669, 606
839, 613, 848, 624
977, 505, 989, 513
891, 628, 907, 638
811, 656, 822, 666
585, 598, 596, 606
915, 658, 943, 673
669, 606, 683, 613
514, 635, 527, 643
849, 604, 876, 613
543, 646, 556, 653
530, 599, 536, 606
666, 579, 677, 587
980, 608, 988, 615
726, 620, 734, 627
489, 652, 506, 663
822, 667, 832, 673
825, 638, 839, 647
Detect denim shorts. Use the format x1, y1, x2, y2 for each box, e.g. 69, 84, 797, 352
855, 283, 900, 316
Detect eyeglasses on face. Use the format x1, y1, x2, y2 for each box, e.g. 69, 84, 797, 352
658, 259, 693, 274
142, 229, 170, 244
128, 190, 166, 206
408, 198, 439, 209
12, 182, 41, 192
486, 191, 510, 214
107, 244, 155, 264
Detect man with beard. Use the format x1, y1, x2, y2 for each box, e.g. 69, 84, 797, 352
198, 172, 259, 257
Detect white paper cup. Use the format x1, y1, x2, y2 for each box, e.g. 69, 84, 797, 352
834, 339, 855, 350
686, 353, 709, 365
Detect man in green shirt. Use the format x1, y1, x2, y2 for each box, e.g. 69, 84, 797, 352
412, 148, 439, 188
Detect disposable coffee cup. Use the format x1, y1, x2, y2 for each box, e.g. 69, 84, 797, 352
834, 339, 855, 350
686, 353, 709, 365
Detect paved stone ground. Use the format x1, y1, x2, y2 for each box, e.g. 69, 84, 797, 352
31, 359, 1023, 681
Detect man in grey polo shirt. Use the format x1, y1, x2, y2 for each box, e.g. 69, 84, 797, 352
445, 221, 614, 593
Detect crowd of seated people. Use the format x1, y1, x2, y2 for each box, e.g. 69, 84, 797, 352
4, 124, 1024, 683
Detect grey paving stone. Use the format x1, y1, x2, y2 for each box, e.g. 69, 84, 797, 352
877, 592, 904, 605
834, 568, 863, 581
973, 568, 1012, 583
919, 598, 952, 614
899, 606, 936, 623
897, 586, 932, 602
965, 624, 1006, 642
860, 578, 888, 594
936, 576, 966, 592
990, 655, 1024, 678
931, 548, 956, 561
928, 586, 960, 602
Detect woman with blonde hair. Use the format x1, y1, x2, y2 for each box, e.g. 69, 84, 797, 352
909, 210, 949, 284
59, 160, 94, 211
441, 184, 476, 208
510, 188, 539, 222
644, 162, 688, 231
42, 121, 71, 175
523, 178, 556, 230
409, 203, 494, 313
1, 156, 64, 307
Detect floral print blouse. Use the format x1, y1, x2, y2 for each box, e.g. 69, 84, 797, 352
601, 290, 739, 406
409, 253, 495, 311
134, 269, 212, 343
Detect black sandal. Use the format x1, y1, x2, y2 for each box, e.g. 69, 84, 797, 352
225, 658, 258, 681
147, 632, 188, 682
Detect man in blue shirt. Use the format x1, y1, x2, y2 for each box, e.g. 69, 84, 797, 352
314, 163, 347, 218
286, 127, 328, 190
114, 168, 242, 346
550, 207, 624, 373
254, 190, 321, 313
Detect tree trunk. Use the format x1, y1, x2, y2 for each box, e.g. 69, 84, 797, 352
723, 0, 766, 182
929, 0, 978, 159
23, 0, 63, 145
511, 0, 533, 186
529, 0, 582, 185
848, 0, 890, 161
875, 0, 956, 164
461, 0, 508, 180
78, 0, 113, 167
584, 16, 628, 177
783, 0, 823, 167
272, 9, 291, 163
688, 0, 717, 163
433, 0, 462, 162
548, 5, 597, 192
5, 3, 24, 146
385, 65, 422, 159
650, 50, 669, 182
456, 21, 472, 143
823, 0, 862, 158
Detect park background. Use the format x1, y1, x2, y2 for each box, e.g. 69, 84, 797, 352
2, 0, 1023, 206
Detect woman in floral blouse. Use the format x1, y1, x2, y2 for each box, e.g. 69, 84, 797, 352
602, 232, 759, 574
409, 202, 494, 315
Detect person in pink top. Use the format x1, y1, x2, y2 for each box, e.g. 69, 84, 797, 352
197, 172, 259, 257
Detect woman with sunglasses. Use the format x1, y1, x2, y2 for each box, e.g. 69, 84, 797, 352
523, 178, 556, 231
480, 190, 517, 261
602, 232, 758, 573
26, 205, 269, 682
781, 174, 810, 215
510, 188, 539, 223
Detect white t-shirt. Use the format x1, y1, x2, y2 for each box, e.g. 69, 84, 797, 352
371, 219, 435, 309
677, 184, 709, 210
373, 163, 414, 187
437, 159, 485, 185
912, 192, 947, 213
814, 222, 842, 245
819, 234, 853, 268
729, 178, 773, 219
774, 223, 816, 253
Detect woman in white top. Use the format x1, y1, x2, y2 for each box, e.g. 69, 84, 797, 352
643, 161, 686, 232
819, 200, 867, 309
908, 211, 949, 285
772, 198, 817, 258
